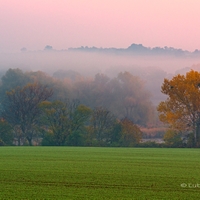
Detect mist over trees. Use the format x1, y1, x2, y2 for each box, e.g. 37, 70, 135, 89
73, 71, 154, 125
1, 45, 200, 111
0, 68, 158, 146
0, 68, 154, 146
1, 65, 200, 147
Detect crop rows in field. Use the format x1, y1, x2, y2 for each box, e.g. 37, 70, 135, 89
0, 147, 200, 199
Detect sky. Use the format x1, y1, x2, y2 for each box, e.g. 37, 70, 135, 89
1, 0, 200, 52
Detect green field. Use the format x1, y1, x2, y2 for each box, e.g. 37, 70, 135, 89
0, 147, 200, 200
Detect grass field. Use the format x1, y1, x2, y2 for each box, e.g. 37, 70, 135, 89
0, 147, 200, 200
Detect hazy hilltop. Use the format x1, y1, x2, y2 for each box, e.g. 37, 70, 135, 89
69, 43, 200, 57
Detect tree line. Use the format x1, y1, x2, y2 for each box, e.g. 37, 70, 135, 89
2, 68, 198, 147
0, 68, 149, 146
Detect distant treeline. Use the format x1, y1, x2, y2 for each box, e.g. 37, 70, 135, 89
0, 68, 167, 146
70, 43, 200, 57
0, 68, 193, 147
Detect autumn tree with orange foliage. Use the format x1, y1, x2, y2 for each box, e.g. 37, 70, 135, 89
120, 118, 142, 146
157, 70, 200, 147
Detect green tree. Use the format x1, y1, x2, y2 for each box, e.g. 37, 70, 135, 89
108, 121, 122, 147
67, 103, 92, 146
40, 101, 70, 146
0, 119, 13, 145
88, 107, 116, 146
1, 83, 53, 145
157, 70, 200, 147
40, 100, 91, 146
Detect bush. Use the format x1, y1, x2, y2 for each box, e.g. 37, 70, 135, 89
163, 129, 183, 147
0, 139, 5, 146
136, 141, 164, 148
41, 132, 55, 146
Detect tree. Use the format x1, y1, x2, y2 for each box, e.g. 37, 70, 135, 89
28, 70, 70, 101
74, 77, 96, 108
0, 68, 32, 102
40, 100, 70, 146
88, 107, 116, 146
40, 100, 91, 146
44, 45, 53, 51
1, 83, 53, 145
0, 68, 69, 103
108, 121, 122, 147
163, 129, 183, 147
120, 118, 142, 146
116, 71, 153, 125
0, 119, 13, 145
67, 102, 92, 145
157, 70, 200, 147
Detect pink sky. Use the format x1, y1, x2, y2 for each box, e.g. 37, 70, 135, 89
1, 0, 200, 52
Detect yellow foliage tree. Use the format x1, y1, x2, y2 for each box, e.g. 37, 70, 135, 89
157, 70, 200, 147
